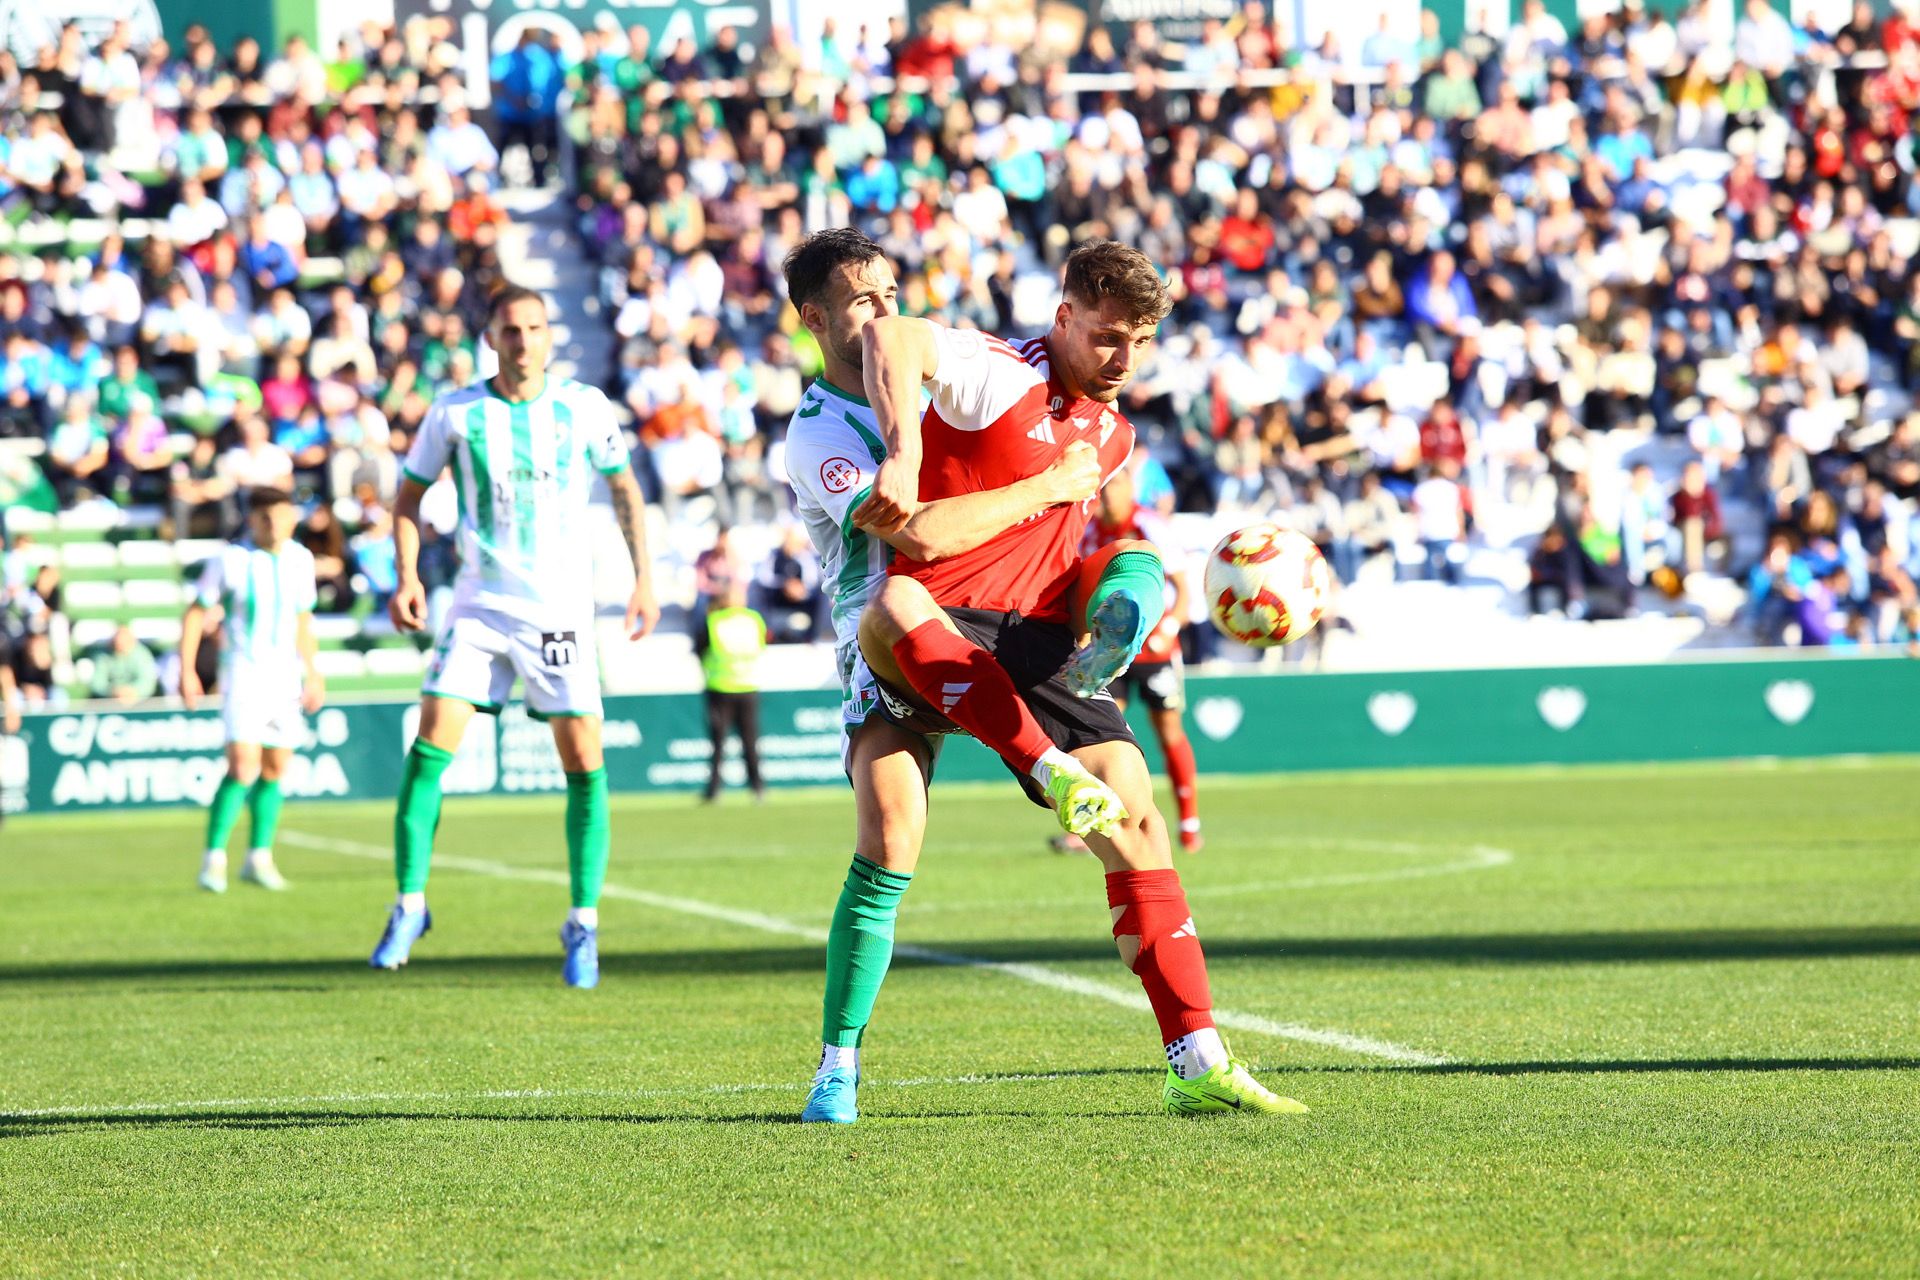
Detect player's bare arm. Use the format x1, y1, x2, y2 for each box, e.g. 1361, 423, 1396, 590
178, 600, 213, 708
297, 611, 325, 714
389, 476, 430, 633
884, 440, 1102, 562
606, 465, 660, 639
1, 660, 17, 736
853, 314, 940, 535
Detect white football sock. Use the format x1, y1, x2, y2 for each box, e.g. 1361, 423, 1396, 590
1028, 746, 1080, 786
201, 850, 226, 872
1166, 1027, 1228, 1080
815, 1043, 859, 1081
567, 907, 598, 929
398, 891, 427, 914
244, 848, 274, 868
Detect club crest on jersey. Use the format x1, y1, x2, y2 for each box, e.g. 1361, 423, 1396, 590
1099, 409, 1118, 446
1049, 395, 1066, 416
820, 457, 861, 494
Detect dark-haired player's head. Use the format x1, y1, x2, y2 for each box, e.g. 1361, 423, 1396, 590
782, 228, 897, 373
486, 285, 551, 386
1052, 239, 1171, 405
247, 487, 298, 550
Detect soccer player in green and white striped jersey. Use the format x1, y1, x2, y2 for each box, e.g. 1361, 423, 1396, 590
370, 285, 660, 986
181, 487, 325, 893
781, 230, 1103, 1120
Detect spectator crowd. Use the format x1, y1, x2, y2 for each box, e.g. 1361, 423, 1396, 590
4, 2, 1920, 713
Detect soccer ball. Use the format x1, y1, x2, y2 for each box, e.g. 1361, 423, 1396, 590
1203, 523, 1332, 647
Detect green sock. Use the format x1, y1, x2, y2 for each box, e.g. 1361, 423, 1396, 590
822, 855, 914, 1048
565, 768, 609, 909
246, 778, 283, 852
394, 740, 454, 896
204, 776, 248, 852
1088, 548, 1167, 645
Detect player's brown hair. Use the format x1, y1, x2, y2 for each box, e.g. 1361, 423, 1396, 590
1062, 239, 1172, 325
486, 283, 547, 326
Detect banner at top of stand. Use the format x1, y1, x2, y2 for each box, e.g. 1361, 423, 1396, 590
391, 0, 772, 69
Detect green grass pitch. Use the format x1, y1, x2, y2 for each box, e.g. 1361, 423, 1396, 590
3, 759, 1918, 1278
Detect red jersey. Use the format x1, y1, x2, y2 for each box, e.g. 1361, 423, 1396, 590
891, 324, 1135, 620
1081, 505, 1183, 662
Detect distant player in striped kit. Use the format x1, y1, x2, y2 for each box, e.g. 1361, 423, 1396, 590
182, 487, 325, 893
369, 286, 660, 986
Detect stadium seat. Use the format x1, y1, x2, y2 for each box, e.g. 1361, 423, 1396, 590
314, 649, 369, 679
122, 580, 185, 610
363, 647, 426, 677
129, 616, 183, 648
62, 581, 124, 614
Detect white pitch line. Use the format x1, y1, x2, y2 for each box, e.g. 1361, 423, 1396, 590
282, 830, 1451, 1066
0, 1073, 1109, 1122
848, 840, 1515, 918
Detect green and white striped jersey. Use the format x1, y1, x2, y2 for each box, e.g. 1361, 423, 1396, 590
194, 540, 317, 672
784, 378, 892, 652
404, 376, 629, 618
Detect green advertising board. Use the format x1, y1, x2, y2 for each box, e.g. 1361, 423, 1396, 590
4, 654, 1914, 817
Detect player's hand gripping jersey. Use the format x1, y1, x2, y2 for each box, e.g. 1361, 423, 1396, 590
892, 325, 1136, 620
402, 377, 630, 621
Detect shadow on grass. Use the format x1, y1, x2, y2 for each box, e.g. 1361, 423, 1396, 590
7, 925, 1920, 986
1361, 1056, 1920, 1077
0, 1105, 1121, 1138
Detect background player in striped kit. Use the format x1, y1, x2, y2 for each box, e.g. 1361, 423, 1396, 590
369, 286, 660, 987
181, 487, 325, 893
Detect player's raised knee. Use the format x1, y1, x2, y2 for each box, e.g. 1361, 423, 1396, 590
862, 576, 941, 647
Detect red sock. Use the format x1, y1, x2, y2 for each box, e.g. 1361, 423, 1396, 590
1107, 868, 1214, 1041
890, 620, 1053, 774
1163, 734, 1199, 828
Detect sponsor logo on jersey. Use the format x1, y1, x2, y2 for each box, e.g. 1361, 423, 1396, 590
540, 631, 578, 667
820, 456, 860, 495
1026, 422, 1056, 445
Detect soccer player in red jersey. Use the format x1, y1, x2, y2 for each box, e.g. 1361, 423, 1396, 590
843, 241, 1306, 1117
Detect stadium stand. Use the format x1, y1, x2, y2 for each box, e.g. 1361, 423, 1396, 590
2, 7, 1919, 713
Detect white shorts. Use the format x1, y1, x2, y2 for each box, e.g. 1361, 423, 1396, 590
423, 601, 603, 720
223, 661, 306, 749
837, 642, 936, 772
